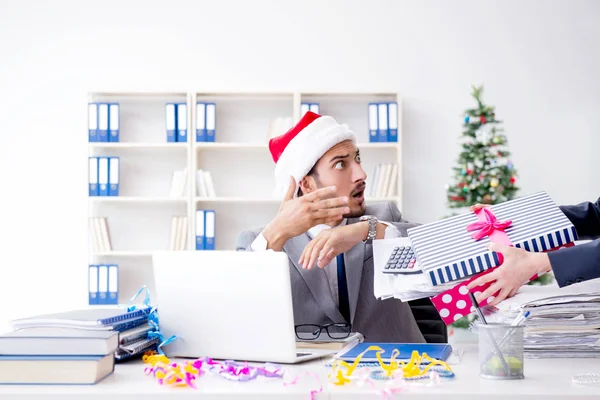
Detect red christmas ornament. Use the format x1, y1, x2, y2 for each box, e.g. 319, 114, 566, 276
466, 169, 474, 175
510, 176, 516, 183
480, 116, 487, 124
458, 182, 466, 188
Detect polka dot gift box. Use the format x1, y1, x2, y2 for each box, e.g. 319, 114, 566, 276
406, 191, 578, 324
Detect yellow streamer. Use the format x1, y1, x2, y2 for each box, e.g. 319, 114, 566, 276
329, 346, 453, 384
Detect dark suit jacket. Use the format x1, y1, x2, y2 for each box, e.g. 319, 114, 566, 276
236, 202, 427, 343
548, 197, 600, 287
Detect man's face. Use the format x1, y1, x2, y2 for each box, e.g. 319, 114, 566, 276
303, 140, 367, 218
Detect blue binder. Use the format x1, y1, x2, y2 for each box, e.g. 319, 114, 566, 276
205, 103, 216, 142
98, 157, 109, 196
387, 102, 398, 142
204, 210, 216, 250
88, 157, 99, 196
97, 265, 108, 305
165, 103, 177, 142
196, 209, 205, 250
88, 265, 98, 305
177, 103, 187, 142
108, 103, 120, 142
368, 103, 378, 142
108, 157, 120, 196
88, 103, 98, 142
377, 103, 388, 142
98, 103, 109, 143
196, 102, 206, 142
336, 342, 453, 363
107, 264, 119, 305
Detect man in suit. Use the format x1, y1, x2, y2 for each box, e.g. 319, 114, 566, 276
468, 197, 600, 305
236, 111, 426, 343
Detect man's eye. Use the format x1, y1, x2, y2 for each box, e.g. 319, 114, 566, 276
355, 154, 361, 163
335, 161, 344, 169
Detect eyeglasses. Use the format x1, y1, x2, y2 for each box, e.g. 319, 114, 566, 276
295, 323, 352, 340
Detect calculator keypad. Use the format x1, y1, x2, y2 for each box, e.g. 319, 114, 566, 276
382, 246, 422, 275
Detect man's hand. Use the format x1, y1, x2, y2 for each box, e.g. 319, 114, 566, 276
298, 222, 368, 270
467, 242, 552, 306
262, 177, 350, 250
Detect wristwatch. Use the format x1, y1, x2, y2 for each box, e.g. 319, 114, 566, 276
359, 215, 378, 244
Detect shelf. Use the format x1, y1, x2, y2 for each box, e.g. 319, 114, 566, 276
195, 196, 399, 203
195, 142, 398, 150
89, 197, 187, 203
89, 143, 187, 149
91, 251, 154, 257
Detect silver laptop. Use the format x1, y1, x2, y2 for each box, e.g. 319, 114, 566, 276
152, 250, 335, 363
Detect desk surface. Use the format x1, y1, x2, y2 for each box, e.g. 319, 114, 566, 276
0, 344, 598, 399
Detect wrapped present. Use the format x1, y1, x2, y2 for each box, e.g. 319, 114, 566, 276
430, 241, 575, 325
407, 191, 578, 287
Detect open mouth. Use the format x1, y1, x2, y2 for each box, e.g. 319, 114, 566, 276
352, 185, 366, 199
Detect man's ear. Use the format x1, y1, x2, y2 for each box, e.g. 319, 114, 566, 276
299, 176, 316, 195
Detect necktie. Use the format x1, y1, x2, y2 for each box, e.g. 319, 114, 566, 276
336, 253, 350, 323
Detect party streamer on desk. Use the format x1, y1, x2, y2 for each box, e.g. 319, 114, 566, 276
328, 345, 455, 394
142, 351, 323, 399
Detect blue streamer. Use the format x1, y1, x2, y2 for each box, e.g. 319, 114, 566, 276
123, 285, 178, 355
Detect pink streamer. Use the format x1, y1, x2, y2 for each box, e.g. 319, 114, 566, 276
283, 372, 323, 400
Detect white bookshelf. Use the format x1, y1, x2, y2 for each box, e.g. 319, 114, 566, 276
88, 91, 403, 302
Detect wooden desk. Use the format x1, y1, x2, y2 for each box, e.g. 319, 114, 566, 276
0, 344, 598, 399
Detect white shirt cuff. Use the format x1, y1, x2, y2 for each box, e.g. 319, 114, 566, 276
379, 221, 402, 238
250, 231, 268, 251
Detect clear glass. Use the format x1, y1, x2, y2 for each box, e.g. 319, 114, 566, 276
478, 323, 524, 380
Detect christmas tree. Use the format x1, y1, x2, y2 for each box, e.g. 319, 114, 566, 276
446, 85, 552, 330
446, 85, 518, 207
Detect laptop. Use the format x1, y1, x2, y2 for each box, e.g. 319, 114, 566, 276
151, 250, 336, 364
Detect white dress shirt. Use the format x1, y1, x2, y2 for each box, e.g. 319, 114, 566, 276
250, 220, 402, 308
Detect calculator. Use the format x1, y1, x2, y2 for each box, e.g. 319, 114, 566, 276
382, 245, 422, 275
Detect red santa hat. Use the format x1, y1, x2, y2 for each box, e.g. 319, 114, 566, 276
269, 111, 357, 199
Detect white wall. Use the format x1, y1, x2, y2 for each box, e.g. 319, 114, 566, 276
1, 0, 598, 329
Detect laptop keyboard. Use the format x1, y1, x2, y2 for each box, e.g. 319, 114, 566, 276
382, 246, 423, 275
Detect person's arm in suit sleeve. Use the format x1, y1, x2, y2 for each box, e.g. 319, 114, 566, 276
548, 197, 600, 287
559, 197, 600, 239
236, 230, 267, 252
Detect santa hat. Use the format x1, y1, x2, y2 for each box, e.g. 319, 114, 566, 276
269, 111, 357, 199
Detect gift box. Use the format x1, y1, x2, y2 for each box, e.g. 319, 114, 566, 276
407, 191, 578, 287
430, 241, 575, 325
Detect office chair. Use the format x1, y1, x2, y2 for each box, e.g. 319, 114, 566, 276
408, 297, 448, 343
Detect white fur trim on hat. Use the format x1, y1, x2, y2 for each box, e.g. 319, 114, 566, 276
273, 116, 357, 199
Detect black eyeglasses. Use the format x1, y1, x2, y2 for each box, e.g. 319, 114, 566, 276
295, 323, 352, 340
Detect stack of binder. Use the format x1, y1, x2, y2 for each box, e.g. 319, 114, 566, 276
165, 103, 188, 142
196, 102, 216, 142
88, 103, 120, 142
368, 102, 398, 142
89, 156, 120, 196
88, 264, 119, 305
300, 102, 320, 116
195, 209, 216, 250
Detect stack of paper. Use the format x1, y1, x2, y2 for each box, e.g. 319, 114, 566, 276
373, 238, 456, 302
490, 278, 600, 358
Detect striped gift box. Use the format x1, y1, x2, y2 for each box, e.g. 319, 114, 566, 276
407, 191, 577, 287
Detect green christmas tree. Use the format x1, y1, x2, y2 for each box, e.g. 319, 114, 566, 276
446, 85, 519, 207
447, 85, 553, 330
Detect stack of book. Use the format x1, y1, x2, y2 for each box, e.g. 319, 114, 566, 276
0, 308, 158, 384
